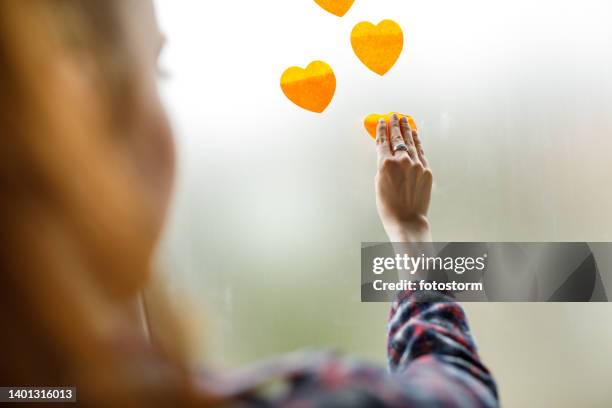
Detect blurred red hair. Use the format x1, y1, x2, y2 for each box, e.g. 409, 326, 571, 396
0, 1, 212, 405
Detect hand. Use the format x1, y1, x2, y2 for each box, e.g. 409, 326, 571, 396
375, 114, 433, 242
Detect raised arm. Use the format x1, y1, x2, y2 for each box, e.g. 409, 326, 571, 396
377, 114, 499, 407
219, 115, 498, 407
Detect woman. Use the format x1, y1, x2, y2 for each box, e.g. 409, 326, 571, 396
0, 0, 498, 406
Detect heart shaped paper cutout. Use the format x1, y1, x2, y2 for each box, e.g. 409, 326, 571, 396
351, 20, 404, 76
314, 0, 355, 17
364, 112, 417, 139
281, 61, 336, 113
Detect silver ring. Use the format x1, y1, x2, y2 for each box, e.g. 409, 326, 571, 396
394, 143, 409, 152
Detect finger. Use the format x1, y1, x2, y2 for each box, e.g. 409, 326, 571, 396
399, 116, 419, 162
411, 128, 429, 168
376, 118, 391, 165
389, 114, 411, 158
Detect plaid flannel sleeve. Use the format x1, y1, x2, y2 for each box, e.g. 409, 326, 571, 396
386, 288, 499, 407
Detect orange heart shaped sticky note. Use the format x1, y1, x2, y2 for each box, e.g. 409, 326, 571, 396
314, 0, 355, 17
364, 113, 417, 139
281, 61, 336, 113
351, 20, 404, 76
